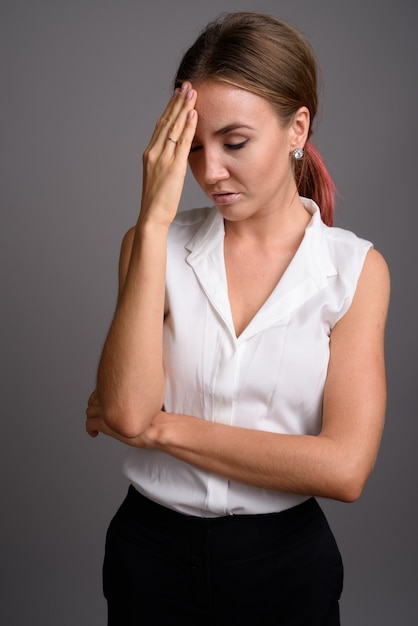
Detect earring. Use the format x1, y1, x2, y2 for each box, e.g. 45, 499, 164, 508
293, 148, 304, 160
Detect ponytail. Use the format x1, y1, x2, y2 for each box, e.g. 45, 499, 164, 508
296, 141, 336, 226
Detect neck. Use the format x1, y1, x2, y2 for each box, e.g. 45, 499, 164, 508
224, 193, 311, 247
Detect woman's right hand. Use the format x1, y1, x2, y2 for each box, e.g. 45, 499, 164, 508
139, 82, 198, 228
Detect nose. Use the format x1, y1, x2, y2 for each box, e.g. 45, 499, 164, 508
201, 149, 230, 186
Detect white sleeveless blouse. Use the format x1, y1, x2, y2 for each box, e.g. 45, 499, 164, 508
123, 198, 372, 516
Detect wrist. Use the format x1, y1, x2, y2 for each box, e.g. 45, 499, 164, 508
143, 411, 172, 450
136, 216, 171, 239
147, 411, 194, 451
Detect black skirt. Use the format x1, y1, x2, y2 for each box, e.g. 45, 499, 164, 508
103, 486, 343, 625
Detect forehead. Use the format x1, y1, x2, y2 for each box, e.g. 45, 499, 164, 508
194, 80, 276, 131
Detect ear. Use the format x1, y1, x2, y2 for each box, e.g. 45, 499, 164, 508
289, 106, 310, 150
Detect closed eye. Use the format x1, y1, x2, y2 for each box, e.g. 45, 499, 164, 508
190, 139, 249, 154
225, 140, 248, 150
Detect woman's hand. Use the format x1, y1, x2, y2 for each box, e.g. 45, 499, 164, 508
85, 389, 102, 438
139, 82, 198, 228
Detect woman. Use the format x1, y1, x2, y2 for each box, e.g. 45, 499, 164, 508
86, 12, 390, 625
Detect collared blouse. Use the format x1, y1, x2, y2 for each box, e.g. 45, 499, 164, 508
123, 198, 372, 516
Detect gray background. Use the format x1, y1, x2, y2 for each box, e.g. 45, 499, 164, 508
1, 0, 417, 624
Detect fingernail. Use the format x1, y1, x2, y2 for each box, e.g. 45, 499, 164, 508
186, 89, 195, 100
181, 82, 188, 91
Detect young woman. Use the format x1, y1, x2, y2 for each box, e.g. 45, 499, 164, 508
86, 12, 390, 625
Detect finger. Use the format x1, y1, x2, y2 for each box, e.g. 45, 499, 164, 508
172, 108, 198, 158
85, 418, 99, 438
86, 404, 102, 419
162, 89, 197, 150
149, 83, 196, 150
87, 389, 97, 406
146, 85, 184, 146
157, 82, 191, 131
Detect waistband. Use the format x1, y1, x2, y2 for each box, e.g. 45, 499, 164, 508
123, 485, 321, 537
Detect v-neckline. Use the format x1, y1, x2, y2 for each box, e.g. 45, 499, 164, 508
185, 200, 337, 342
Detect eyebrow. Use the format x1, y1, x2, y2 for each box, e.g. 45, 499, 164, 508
214, 124, 254, 136
192, 124, 255, 145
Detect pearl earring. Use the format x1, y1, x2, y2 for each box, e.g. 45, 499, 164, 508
292, 148, 304, 160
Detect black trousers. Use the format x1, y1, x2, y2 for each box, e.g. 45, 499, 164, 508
103, 486, 343, 625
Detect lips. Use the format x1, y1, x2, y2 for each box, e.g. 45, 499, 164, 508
211, 192, 241, 205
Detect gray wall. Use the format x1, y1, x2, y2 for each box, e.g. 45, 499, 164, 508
1, 0, 417, 623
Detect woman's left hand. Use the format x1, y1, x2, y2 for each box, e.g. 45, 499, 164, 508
85, 389, 107, 438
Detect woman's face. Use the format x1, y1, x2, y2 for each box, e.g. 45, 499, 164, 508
188, 80, 304, 223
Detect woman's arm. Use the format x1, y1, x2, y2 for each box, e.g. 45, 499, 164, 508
151, 248, 390, 501
94, 83, 198, 438
92, 246, 388, 502
88, 248, 389, 502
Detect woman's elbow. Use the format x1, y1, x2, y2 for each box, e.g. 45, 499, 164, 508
333, 481, 364, 504
97, 384, 165, 438
103, 410, 145, 439
330, 464, 370, 503
102, 399, 162, 439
